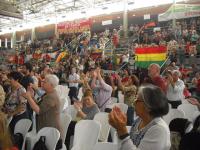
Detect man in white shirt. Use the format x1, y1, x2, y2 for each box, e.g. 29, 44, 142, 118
67, 67, 80, 104
121, 52, 129, 69
166, 70, 185, 108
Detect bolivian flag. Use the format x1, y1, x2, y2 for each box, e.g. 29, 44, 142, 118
135, 46, 167, 68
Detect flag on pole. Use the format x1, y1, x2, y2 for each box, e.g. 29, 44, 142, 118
135, 46, 167, 68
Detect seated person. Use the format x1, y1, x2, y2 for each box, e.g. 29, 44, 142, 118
109, 84, 171, 150
65, 89, 99, 149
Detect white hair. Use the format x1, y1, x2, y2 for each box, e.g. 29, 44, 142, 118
172, 70, 181, 77
45, 74, 59, 88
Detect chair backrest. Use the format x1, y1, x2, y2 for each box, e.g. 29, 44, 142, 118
178, 104, 199, 121
60, 111, 72, 142
65, 105, 78, 120
94, 112, 111, 142
73, 120, 101, 150
111, 103, 128, 114
118, 91, 124, 103
110, 97, 118, 104
163, 109, 185, 125
93, 142, 118, 150
55, 85, 70, 112
14, 119, 32, 137
37, 127, 60, 150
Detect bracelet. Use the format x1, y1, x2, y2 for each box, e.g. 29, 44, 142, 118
119, 133, 129, 140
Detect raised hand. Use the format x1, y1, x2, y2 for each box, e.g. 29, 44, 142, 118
109, 106, 128, 136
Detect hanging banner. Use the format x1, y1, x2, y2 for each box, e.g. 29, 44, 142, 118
57, 19, 92, 33
158, 4, 200, 22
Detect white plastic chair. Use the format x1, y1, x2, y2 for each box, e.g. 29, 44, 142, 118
55, 85, 70, 112
37, 127, 60, 150
60, 112, 72, 142
191, 111, 200, 124
72, 120, 101, 150
65, 105, 78, 120
163, 109, 185, 125
78, 87, 83, 99
110, 103, 128, 114
110, 97, 118, 104
118, 91, 124, 103
94, 112, 110, 142
14, 119, 32, 137
178, 104, 199, 121
168, 103, 172, 110
93, 142, 118, 150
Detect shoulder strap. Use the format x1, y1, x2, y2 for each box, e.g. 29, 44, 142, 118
98, 96, 111, 109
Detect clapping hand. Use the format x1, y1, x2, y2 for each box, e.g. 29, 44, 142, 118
109, 106, 128, 136
74, 101, 83, 110
187, 97, 200, 106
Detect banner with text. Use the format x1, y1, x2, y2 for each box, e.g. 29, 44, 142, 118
158, 4, 200, 22
57, 19, 92, 33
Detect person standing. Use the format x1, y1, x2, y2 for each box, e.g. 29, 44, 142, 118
176, 44, 185, 65
67, 67, 80, 104
166, 70, 185, 108
147, 63, 167, 94
22, 74, 63, 140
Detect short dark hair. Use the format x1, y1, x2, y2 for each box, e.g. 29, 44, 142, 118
138, 84, 169, 118
8, 71, 23, 82
24, 62, 33, 72
169, 118, 191, 137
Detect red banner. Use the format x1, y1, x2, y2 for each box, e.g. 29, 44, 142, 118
57, 19, 92, 33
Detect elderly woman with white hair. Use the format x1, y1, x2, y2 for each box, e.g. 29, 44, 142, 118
22, 74, 63, 139
109, 84, 170, 150
166, 70, 185, 108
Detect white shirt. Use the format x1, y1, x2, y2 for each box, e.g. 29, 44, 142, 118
122, 54, 129, 63
166, 78, 185, 101
120, 118, 171, 150
68, 73, 80, 88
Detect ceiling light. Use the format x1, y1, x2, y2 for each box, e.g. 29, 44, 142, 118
132, 14, 135, 16
102, 7, 108, 10
128, 2, 134, 5
81, 11, 86, 14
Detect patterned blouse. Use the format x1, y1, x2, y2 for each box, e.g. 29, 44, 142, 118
130, 118, 157, 147
4, 87, 27, 115
123, 85, 137, 107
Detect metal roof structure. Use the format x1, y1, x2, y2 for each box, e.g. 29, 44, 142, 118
0, 0, 198, 34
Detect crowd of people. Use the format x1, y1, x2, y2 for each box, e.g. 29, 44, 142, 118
0, 17, 200, 150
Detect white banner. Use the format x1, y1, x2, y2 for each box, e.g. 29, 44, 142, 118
158, 4, 200, 22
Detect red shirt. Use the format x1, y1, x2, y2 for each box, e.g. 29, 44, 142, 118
152, 76, 167, 94
121, 77, 129, 83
